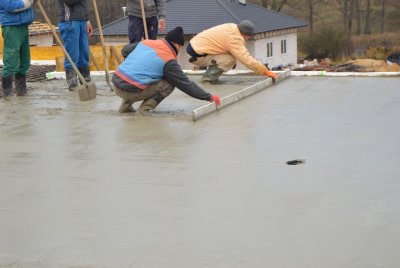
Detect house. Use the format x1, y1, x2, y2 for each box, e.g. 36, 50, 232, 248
28, 21, 56, 46
93, 0, 307, 70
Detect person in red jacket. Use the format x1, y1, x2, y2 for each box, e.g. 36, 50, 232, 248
112, 26, 220, 114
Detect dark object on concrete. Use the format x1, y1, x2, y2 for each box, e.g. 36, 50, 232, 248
387, 53, 400, 65
2, 76, 13, 97
286, 159, 306, 165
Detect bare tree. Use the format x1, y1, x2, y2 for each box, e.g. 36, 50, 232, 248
259, 0, 289, 11
379, 0, 388, 33
364, 0, 371, 34
354, 0, 361, 35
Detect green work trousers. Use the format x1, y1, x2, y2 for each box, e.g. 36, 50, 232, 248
1, 25, 30, 78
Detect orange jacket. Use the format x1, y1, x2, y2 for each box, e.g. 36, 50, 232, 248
190, 23, 267, 74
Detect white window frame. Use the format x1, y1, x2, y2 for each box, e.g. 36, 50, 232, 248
281, 39, 287, 54
266, 42, 273, 58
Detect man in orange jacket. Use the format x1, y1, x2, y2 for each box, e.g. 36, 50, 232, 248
187, 20, 277, 83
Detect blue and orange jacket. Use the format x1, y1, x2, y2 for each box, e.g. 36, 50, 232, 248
114, 39, 212, 101
116, 39, 176, 90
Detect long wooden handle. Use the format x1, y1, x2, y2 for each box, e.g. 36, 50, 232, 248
139, 0, 149, 39
91, 0, 111, 81
37, 0, 86, 85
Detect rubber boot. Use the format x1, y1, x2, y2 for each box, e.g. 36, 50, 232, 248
118, 99, 136, 113
201, 65, 224, 83
2, 76, 13, 98
15, 73, 27, 96
65, 69, 78, 91
78, 66, 91, 83
137, 98, 159, 115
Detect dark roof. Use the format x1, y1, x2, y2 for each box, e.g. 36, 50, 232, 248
93, 0, 307, 36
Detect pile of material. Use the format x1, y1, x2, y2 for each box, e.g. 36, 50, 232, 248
295, 59, 400, 72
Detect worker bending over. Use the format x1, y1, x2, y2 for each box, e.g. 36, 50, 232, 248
112, 26, 220, 114
187, 20, 277, 83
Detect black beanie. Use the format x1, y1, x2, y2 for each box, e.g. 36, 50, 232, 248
165, 26, 185, 46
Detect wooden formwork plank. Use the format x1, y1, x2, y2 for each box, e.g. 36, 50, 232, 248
111, 46, 122, 65
192, 70, 291, 121
89, 50, 101, 71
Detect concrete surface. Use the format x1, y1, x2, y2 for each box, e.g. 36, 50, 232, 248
1, 76, 400, 268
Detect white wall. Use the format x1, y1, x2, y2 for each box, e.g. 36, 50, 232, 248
29, 35, 54, 46
253, 32, 298, 69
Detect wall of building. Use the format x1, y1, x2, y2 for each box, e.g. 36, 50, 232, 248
29, 35, 54, 46
253, 32, 298, 69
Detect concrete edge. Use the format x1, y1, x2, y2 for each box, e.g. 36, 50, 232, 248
46, 70, 400, 80
192, 70, 291, 122
290, 71, 400, 77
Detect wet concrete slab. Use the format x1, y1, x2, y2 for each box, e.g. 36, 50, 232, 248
1, 76, 400, 267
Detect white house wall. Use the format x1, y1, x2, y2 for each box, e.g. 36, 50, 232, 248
252, 32, 298, 69
29, 35, 54, 46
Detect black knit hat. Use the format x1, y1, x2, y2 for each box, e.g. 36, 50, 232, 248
165, 26, 185, 46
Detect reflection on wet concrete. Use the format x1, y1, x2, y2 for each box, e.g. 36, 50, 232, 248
1, 76, 400, 267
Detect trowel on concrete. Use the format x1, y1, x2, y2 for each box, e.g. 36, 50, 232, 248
38, 0, 96, 101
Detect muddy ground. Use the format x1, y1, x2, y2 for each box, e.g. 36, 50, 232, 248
1, 76, 400, 267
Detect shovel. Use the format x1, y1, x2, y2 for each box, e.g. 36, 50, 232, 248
139, 0, 149, 39
37, 0, 96, 101
91, 0, 114, 91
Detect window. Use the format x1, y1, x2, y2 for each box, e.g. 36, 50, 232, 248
267, 42, 273, 57
281, 39, 287, 54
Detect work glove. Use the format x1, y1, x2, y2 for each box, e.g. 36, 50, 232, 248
265, 69, 277, 83
14, 0, 35, 12
210, 95, 221, 107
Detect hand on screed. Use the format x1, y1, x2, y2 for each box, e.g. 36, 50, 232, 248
265, 69, 277, 83
210, 95, 221, 107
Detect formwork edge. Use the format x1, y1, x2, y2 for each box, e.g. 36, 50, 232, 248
192, 70, 291, 121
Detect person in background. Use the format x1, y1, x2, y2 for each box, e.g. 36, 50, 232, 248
187, 20, 277, 83
112, 26, 220, 114
57, 0, 93, 91
126, 0, 166, 43
0, 0, 36, 98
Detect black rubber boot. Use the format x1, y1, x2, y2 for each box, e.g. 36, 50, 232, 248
2, 76, 13, 98
65, 69, 78, 91
15, 73, 27, 96
78, 66, 91, 83
201, 65, 224, 83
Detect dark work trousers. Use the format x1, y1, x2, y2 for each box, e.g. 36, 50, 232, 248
128, 15, 158, 44
1, 25, 30, 78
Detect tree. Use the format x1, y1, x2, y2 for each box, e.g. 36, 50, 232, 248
379, 0, 388, 33
364, 0, 371, 34
258, 0, 289, 11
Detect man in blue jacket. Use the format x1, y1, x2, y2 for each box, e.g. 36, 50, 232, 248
0, 0, 36, 98
57, 0, 93, 91
112, 26, 220, 114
